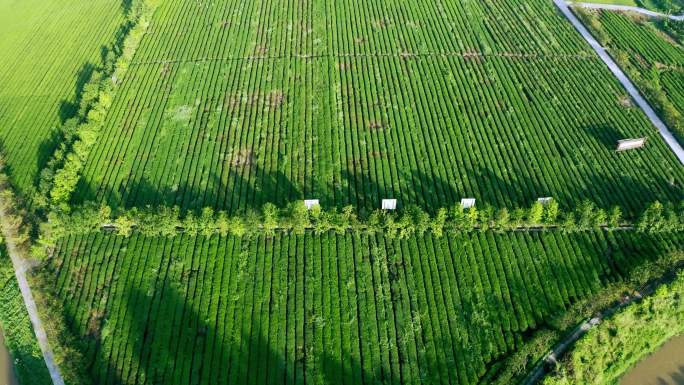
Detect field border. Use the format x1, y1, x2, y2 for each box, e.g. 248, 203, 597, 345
555, 0, 684, 163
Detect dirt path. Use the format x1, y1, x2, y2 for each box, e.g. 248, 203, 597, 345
0, 204, 64, 385
556, 0, 684, 164
568, 2, 684, 21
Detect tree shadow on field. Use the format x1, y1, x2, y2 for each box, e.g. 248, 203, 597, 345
120, 0, 133, 15
35, 61, 95, 189
57, 63, 97, 124
583, 123, 625, 149
33, 0, 141, 190
52, 235, 372, 385
73, 163, 302, 215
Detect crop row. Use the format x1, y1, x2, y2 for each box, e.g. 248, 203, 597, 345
576, 9, 684, 142
129, 0, 591, 64
47, 231, 683, 385
597, 10, 684, 68
0, 0, 125, 196
75, 51, 684, 216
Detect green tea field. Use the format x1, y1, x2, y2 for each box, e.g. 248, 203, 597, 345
46, 231, 683, 385
0, 0, 125, 197
72, 0, 683, 216
0, 0, 681, 384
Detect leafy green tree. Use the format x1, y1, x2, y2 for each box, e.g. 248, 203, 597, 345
479, 204, 495, 232
511, 207, 526, 229
216, 211, 230, 236
114, 214, 136, 237
288, 201, 310, 235
431, 208, 448, 237
527, 202, 544, 227
465, 206, 478, 231
199, 207, 216, 237
544, 200, 560, 225
230, 217, 246, 237
495, 208, 510, 232
576, 200, 597, 230
608, 206, 622, 230
638, 201, 664, 233
183, 211, 199, 236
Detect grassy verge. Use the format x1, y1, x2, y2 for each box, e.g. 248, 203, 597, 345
0, 238, 51, 385
488, 250, 684, 384
542, 268, 684, 384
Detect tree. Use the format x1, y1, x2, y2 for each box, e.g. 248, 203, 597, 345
637, 201, 664, 233
495, 208, 510, 232
262, 203, 279, 237
114, 214, 135, 237
199, 207, 216, 237
288, 201, 311, 235
431, 208, 448, 237
527, 202, 544, 227
607, 206, 622, 230
511, 208, 525, 229
544, 200, 560, 225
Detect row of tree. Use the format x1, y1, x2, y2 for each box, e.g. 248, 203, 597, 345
38, 199, 684, 249
34, 0, 158, 211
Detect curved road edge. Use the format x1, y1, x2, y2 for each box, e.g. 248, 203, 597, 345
521, 261, 684, 385
0, 203, 64, 385
568, 2, 684, 20
556, 0, 684, 164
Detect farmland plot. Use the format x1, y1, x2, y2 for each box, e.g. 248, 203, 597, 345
0, 0, 125, 197
74, 0, 684, 216
575, 9, 684, 142
47, 231, 683, 385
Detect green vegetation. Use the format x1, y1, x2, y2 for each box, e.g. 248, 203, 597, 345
0, 0, 125, 198
486, 249, 684, 385
36, 230, 683, 384
580, 0, 684, 13
36, 200, 683, 249
0, 0, 681, 384
67, 0, 684, 219
576, 9, 684, 142
45, 0, 160, 212
0, 239, 51, 385
543, 269, 684, 385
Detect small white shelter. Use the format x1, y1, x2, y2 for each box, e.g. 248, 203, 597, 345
304, 199, 320, 210
382, 199, 397, 210
537, 197, 553, 205
461, 198, 476, 209
616, 137, 647, 152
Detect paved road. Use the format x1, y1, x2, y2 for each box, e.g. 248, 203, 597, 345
556, 0, 684, 164
569, 2, 684, 20
0, 205, 64, 385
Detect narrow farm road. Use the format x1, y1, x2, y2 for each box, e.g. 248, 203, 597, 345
0, 204, 64, 385
556, 0, 684, 164
522, 262, 682, 385
568, 2, 684, 20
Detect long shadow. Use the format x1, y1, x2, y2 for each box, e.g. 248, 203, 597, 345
32, 0, 143, 196
62, 255, 292, 384
584, 123, 626, 149
57, 63, 97, 124
72, 164, 302, 216
53, 235, 383, 385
